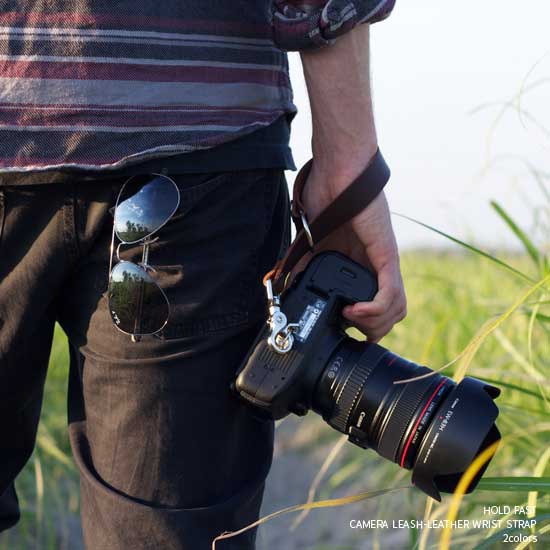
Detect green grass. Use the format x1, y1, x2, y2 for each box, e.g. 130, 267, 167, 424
0, 324, 79, 550
1, 249, 548, 550
351, 251, 549, 550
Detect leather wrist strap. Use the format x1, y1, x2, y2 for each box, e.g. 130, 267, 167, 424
265, 147, 391, 294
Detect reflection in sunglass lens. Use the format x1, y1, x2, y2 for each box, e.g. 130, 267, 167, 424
108, 262, 169, 335
115, 174, 179, 243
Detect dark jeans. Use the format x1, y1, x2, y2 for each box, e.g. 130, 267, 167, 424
0, 168, 290, 549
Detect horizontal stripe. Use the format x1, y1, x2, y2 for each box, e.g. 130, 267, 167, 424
0, 60, 288, 86
0, 0, 269, 19
0, 102, 278, 114
0, 13, 273, 39
0, 106, 279, 127
0, 26, 275, 47
0, 32, 278, 53
0, 54, 284, 72
0, 30, 286, 68
0, 79, 293, 109
0, 123, 249, 132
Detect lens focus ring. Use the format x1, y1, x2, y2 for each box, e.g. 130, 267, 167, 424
329, 356, 375, 434
376, 374, 438, 462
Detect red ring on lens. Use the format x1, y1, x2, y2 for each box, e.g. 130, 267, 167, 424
400, 380, 447, 468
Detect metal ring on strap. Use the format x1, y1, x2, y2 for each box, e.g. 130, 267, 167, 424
299, 209, 314, 250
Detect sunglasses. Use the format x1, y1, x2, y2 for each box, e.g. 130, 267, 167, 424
107, 173, 181, 342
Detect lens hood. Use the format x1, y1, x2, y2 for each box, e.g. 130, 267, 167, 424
411, 377, 500, 501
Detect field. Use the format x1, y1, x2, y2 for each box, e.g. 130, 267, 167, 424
0, 244, 548, 550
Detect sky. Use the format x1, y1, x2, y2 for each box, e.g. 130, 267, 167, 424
285, 0, 550, 251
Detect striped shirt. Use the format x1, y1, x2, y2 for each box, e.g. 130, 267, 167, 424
0, 0, 395, 174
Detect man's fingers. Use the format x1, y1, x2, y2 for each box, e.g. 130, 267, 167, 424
343, 278, 406, 321
343, 308, 394, 340
342, 262, 407, 341
361, 320, 395, 344
368, 324, 395, 344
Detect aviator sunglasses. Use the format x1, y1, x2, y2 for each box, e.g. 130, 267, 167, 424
107, 173, 180, 342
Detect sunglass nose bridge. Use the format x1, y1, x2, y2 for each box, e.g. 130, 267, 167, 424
141, 235, 160, 266
115, 235, 160, 263
115, 241, 123, 262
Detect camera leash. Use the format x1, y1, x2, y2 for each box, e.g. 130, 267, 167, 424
263, 147, 391, 353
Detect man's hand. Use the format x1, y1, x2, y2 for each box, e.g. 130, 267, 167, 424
296, 23, 406, 342
297, 154, 406, 343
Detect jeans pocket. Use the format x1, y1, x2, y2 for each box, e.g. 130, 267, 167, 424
113, 169, 286, 340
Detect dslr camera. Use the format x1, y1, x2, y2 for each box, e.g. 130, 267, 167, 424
234, 251, 501, 500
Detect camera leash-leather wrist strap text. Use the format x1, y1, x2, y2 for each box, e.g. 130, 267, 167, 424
264, 147, 391, 295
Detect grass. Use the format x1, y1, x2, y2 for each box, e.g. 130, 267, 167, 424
281, 251, 549, 550
1, 248, 548, 550
0, 323, 79, 550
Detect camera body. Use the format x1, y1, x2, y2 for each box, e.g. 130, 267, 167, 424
235, 251, 376, 420
234, 251, 500, 501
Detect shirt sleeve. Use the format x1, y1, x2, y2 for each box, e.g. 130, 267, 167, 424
271, 0, 396, 51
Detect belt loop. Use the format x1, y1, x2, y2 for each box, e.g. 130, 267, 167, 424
61, 182, 80, 263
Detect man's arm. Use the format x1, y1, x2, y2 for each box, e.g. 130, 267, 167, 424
298, 24, 406, 342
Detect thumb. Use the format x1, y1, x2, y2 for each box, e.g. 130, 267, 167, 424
343, 261, 400, 317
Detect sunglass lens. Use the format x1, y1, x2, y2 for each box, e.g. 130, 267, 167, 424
115, 174, 179, 243
108, 262, 169, 335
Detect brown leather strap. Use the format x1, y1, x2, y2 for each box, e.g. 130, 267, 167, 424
290, 158, 313, 235
265, 147, 390, 293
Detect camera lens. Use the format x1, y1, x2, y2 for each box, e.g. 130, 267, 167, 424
312, 340, 500, 501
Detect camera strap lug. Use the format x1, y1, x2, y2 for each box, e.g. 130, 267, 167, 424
265, 278, 300, 354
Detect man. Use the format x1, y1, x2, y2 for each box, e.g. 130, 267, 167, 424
0, 1, 406, 548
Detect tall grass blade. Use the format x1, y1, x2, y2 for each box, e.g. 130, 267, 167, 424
418, 498, 449, 550
493, 328, 549, 405
34, 455, 44, 550
392, 213, 533, 283
524, 308, 550, 323
527, 448, 550, 528
516, 48, 550, 134
211, 486, 410, 550
440, 441, 500, 550
476, 477, 550, 492
484, 153, 550, 197
476, 377, 545, 401
291, 434, 347, 531
526, 302, 550, 408
515, 520, 550, 550
416, 498, 434, 550
490, 200, 540, 267
36, 431, 74, 469
493, 328, 547, 384
453, 274, 550, 382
